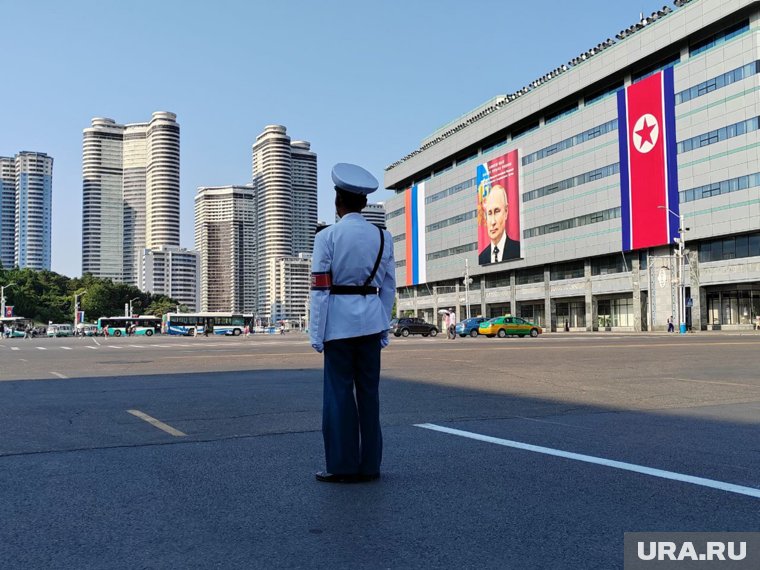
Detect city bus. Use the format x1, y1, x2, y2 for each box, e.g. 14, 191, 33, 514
97, 316, 162, 337
163, 312, 246, 336
0, 317, 35, 338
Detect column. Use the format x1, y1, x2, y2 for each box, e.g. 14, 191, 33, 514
432, 286, 439, 330
480, 279, 487, 318
689, 250, 703, 331
510, 271, 517, 316
632, 256, 642, 332
413, 287, 418, 318
544, 265, 555, 332
584, 260, 593, 332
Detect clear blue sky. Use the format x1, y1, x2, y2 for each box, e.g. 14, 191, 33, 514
1, 0, 667, 277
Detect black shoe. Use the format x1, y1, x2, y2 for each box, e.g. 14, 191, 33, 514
357, 473, 380, 482
315, 471, 360, 483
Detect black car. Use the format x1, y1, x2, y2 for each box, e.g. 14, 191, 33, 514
390, 317, 439, 337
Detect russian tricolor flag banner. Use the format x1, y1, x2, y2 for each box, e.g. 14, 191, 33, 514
404, 182, 427, 285
617, 67, 679, 251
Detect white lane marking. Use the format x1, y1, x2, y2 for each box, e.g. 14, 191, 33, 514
416, 423, 760, 500
36, 347, 46, 350
50, 371, 68, 379
11, 347, 19, 351
19, 358, 27, 362
61, 347, 72, 350
92, 338, 101, 346
127, 409, 186, 437
108, 345, 123, 349
85, 346, 98, 350
129, 345, 142, 348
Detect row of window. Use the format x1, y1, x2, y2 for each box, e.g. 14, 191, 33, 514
677, 117, 760, 154
426, 210, 477, 233
524, 163, 619, 202
521, 119, 618, 166
523, 207, 621, 239
690, 20, 749, 58
698, 232, 760, 263
676, 60, 759, 105
426, 242, 477, 262
680, 172, 760, 204
545, 102, 579, 125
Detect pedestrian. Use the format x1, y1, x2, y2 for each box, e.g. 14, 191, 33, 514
244, 324, 250, 338
564, 319, 570, 332
0, 322, 4, 338
667, 316, 674, 333
24, 323, 32, 339
755, 315, 760, 331
310, 163, 396, 484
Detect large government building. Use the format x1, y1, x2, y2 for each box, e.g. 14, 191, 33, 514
384, 0, 760, 332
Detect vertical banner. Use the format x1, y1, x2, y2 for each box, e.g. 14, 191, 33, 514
404, 182, 427, 285
617, 67, 679, 251
477, 149, 522, 265
4, 306, 13, 317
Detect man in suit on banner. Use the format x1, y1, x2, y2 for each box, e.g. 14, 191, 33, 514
478, 184, 520, 264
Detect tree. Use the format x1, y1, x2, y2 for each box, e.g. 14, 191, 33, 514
0, 267, 180, 324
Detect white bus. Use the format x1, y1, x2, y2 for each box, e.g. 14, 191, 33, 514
1, 317, 35, 338
162, 312, 246, 336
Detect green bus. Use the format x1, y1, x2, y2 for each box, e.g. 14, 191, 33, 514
97, 316, 162, 337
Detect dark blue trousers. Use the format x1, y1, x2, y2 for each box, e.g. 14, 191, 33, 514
322, 333, 382, 475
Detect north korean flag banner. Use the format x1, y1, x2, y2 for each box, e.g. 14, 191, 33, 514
617, 67, 679, 251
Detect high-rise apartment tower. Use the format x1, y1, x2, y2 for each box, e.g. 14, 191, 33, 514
82, 112, 180, 282
0, 152, 53, 270
251, 125, 317, 319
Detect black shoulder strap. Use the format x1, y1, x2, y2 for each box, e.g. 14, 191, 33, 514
364, 225, 385, 287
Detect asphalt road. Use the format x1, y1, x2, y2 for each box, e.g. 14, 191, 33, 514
1, 332, 759, 569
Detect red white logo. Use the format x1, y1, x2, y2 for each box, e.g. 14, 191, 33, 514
632, 113, 659, 154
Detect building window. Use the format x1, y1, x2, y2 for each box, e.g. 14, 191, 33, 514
690, 20, 749, 57
550, 261, 584, 281
556, 301, 586, 329
516, 267, 544, 285
698, 231, 760, 262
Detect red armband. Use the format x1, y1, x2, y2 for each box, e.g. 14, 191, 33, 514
311, 272, 332, 290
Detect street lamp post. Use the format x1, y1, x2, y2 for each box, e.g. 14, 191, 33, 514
128, 297, 140, 317
1, 282, 15, 318
658, 206, 688, 334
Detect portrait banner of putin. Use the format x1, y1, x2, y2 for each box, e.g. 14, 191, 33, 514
477, 149, 522, 265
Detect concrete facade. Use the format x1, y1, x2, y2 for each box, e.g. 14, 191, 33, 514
194, 185, 257, 314
385, 0, 760, 332
138, 246, 200, 312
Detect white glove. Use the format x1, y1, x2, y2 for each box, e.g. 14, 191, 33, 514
311, 343, 324, 353
380, 330, 390, 349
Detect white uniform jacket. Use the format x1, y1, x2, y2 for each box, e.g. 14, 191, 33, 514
309, 212, 396, 347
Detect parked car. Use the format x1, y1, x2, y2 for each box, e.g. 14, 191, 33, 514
455, 317, 488, 337
390, 317, 439, 337
479, 316, 543, 338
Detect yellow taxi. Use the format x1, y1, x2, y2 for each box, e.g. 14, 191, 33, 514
478, 316, 543, 338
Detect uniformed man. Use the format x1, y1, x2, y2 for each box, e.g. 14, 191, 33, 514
310, 163, 396, 483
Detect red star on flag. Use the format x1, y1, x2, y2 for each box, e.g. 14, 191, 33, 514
635, 118, 656, 146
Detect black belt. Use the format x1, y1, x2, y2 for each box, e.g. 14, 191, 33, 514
330, 285, 378, 295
